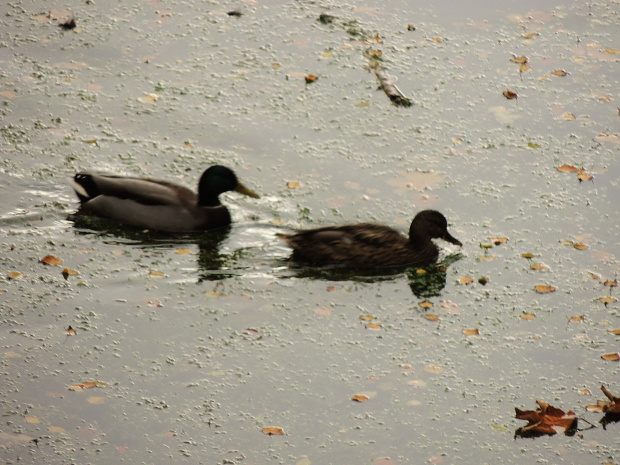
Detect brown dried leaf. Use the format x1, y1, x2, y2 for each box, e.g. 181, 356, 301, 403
520, 313, 536, 320
489, 236, 508, 245
351, 394, 369, 402
610, 329, 620, 336
601, 353, 620, 361
568, 315, 584, 323
515, 400, 577, 436
262, 426, 284, 435
551, 69, 568, 76
463, 328, 479, 336
365, 323, 382, 330
359, 315, 376, 321
577, 170, 593, 182
41, 255, 62, 266
503, 89, 518, 99
521, 252, 535, 259
535, 284, 556, 294
562, 113, 576, 120
7, 271, 24, 280
419, 301, 434, 309
510, 55, 528, 64
423, 314, 439, 321
604, 279, 618, 288
62, 268, 79, 280
557, 164, 579, 172
287, 181, 301, 189
600, 386, 620, 413
305, 74, 318, 84
530, 262, 550, 272
66, 326, 77, 335
458, 276, 474, 285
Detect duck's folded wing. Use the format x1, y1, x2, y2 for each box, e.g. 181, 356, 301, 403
74, 173, 195, 207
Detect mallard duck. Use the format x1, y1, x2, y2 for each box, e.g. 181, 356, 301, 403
278, 209, 461, 268
71, 165, 259, 232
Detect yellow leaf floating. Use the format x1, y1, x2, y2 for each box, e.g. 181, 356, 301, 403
419, 301, 434, 309
366, 323, 382, 330
286, 181, 301, 189
423, 314, 439, 321
359, 314, 376, 321
351, 394, 369, 402
599, 297, 617, 306
521, 252, 535, 259
557, 164, 579, 172
41, 255, 62, 266
458, 276, 474, 285
463, 328, 479, 336
601, 353, 620, 362
562, 113, 576, 120
520, 313, 536, 320
262, 426, 284, 435
569, 315, 584, 323
62, 268, 79, 280
522, 32, 539, 39
175, 249, 191, 255
510, 55, 528, 64
149, 270, 166, 278
535, 284, 557, 294
530, 262, 550, 272
8, 271, 24, 280
551, 69, 568, 76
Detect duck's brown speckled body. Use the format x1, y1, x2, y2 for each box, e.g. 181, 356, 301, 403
278, 210, 461, 268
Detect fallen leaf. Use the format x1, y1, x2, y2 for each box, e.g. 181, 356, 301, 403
305, 74, 318, 84
175, 248, 192, 255
138, 93, 160, 104
601, 353, 620, 361
287, 181, 301, 189
577, 170, 593, 182
41, 255, 62, 266
551, 70, 568, 76
407, 24, 416, 31
569, 315, 584, 323
458, 276, 474, 285
62, 268, 79, 280
7, 271, 24, 280
425, 365, 443, 374
596, 133, 620, 143
530, 262, 550, 272
463, 328, 479, 336
314, 306, 333, 316
419, 301, 434, 309
478, 276, 489, 285
562, 113, 576, 120
503, 89, 518, 99
423, 314, 439, 321
66, 326, 77, 335
578, 388, 592, 395
521, 252, 535, 259
149, 270, 166, 278
515, 400, 577, 436
359, 315, 376, 321
604, 279, 618, 289
522, 32, 539, 39
351, 394, 369, 402
557, 164, 579, 173
510, 55, 528, 64
604, 48, 620, 54
520, 313, 536, 320
489, 236, 508, 245
535, 284, 556, 294
600, 386, 620, 413
262, 426, 284, 435
610, 329, 620, 336
366, 323, 382, 330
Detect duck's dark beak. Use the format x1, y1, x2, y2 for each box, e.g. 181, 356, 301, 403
235, 182, 260, 199
443, 232, 462, 247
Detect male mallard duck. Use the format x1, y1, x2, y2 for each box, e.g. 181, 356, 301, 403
278, 209, 461, 268
71, 165, 259, 232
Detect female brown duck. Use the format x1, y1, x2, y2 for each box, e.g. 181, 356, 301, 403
71, 165, 259, 232
278, 210, 461, 268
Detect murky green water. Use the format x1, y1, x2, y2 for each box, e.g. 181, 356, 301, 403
1, 0, 619, 463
